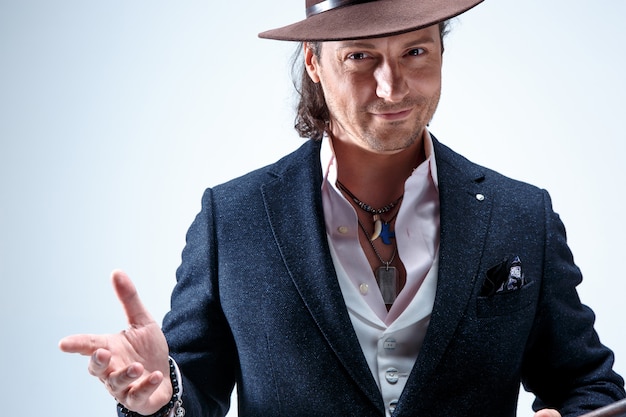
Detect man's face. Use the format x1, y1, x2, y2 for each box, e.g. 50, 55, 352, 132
304, 25, 443, 155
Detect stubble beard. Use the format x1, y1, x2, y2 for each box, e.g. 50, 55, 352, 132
361, 123, 424, 153
361, 90, 441, 153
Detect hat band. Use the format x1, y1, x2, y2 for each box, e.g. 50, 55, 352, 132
306, 0, 377, 17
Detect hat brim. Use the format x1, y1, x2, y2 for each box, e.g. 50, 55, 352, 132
258, 0, 484, 42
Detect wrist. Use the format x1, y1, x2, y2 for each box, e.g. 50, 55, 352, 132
117, 357, 185, 417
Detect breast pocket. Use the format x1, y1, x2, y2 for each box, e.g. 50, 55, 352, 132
476, 280, 537, 317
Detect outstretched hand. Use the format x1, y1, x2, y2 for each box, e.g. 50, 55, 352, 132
59, 270, 172, 415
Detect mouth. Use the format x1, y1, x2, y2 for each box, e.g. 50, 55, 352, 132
372, 108, 413, 121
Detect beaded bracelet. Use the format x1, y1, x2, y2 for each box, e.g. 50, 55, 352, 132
117, 357, 185, 417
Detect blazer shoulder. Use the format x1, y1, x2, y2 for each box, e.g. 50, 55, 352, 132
213, 139, 320, 193
433, 136, 545, 198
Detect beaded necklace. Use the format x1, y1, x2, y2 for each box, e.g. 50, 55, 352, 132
336, 180, 403, 244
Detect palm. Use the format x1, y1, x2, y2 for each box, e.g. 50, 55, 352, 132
59, 270, 172, 415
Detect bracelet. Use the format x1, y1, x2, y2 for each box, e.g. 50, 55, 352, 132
117, 357, 185, 417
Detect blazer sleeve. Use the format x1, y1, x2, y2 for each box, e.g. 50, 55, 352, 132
160, 187, 237, 417
521, 189, 625, 415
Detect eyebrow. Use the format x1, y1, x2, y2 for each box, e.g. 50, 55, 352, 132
336, 35, 437, 51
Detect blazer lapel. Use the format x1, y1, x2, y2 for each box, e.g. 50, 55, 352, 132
399, 139, 494, 410
260, 141, 385, 413
257, 138, 492, 414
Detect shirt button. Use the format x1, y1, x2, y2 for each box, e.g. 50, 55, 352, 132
359, 283, 369, 295
383, 338, 396, 350
389, 399, 399, 413
337, 226, 349, 234
385, 368, 399, 384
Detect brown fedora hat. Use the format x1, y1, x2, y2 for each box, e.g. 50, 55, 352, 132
258, 0, 484, 41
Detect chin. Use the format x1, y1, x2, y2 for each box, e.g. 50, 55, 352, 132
365, 138, 417, 154
365, 127, 423, 153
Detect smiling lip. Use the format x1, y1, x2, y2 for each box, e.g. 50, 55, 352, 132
373, 108, 413, 121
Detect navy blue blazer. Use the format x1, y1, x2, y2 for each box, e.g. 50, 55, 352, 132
159, 138, 624, 417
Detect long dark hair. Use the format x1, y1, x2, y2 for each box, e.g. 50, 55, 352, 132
291, 21, 450, 141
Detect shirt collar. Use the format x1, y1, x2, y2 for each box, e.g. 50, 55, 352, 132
320, 130, 439, 191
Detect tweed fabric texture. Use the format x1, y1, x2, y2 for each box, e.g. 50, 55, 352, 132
141, 138, 625, 417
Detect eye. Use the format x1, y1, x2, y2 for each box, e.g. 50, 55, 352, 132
407, 48, 426, 57
347, 52, 369, 60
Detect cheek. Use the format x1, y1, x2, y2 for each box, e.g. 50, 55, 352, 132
404, 55, 442, 90
341, 74, 381, 106
321, 76, 362, 108
409, 68, 441, 95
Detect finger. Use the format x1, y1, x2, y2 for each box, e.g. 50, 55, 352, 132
58, 333, 109, 355
118, 371, 165, 411
111, 270, 155, 327
104, 362, 147, 393
88, 348, 112, 378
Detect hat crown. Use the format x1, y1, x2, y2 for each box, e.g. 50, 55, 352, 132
305, 0, 376, 17
259, 0, 484, 42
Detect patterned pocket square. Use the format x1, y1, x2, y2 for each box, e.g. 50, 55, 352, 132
482, 255, 525, 297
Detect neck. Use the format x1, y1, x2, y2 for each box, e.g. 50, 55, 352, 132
332, 134, 426, 207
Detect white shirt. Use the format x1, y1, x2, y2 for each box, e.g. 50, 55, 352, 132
320, 131, 441, 416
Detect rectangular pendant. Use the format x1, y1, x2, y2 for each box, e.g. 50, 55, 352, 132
376, 266, 398, 305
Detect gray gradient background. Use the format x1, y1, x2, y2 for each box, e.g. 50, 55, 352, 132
1, 1, 624, 416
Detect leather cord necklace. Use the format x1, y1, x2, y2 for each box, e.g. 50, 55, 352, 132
336, 180, 403, 244
357, 215, 399, 305
336, 180, 402, 305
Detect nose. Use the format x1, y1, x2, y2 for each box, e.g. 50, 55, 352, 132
374, 60, 409, 102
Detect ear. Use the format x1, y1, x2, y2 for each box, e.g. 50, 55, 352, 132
304, 43, 321, 83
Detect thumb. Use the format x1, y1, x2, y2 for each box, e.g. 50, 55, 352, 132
112, 270, 155, 327
534, 409, 561, 417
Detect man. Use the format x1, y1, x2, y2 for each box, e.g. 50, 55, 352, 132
59, 0, 625, 416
